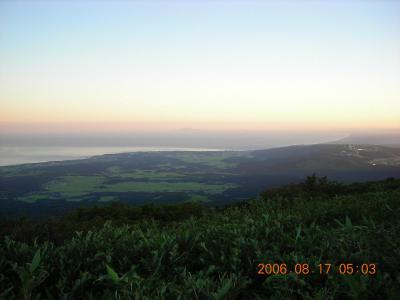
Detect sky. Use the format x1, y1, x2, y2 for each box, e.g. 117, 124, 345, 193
1, 0, 400, 134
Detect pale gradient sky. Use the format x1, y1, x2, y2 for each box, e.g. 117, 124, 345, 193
1, 0, 400, 133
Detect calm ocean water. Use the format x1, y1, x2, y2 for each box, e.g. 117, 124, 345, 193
0, 146, 225, 166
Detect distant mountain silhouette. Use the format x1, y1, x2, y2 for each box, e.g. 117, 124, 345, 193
333, 131, 400, 147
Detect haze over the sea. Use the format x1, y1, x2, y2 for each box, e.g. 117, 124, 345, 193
0, 129, 348, 166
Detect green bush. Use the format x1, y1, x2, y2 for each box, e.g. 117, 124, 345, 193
1, 177, 399, 299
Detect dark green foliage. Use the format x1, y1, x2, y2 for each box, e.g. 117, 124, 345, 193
0, 202, 206, 245
0, 177, 399, 299
261, 174, 400, 200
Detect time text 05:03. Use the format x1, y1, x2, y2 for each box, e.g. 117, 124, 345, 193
257, 263, 377, 276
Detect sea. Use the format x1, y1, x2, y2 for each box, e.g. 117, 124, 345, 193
0, 146, 225, 167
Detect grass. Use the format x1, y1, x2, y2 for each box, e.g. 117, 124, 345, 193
17, 176, 105, 202
106, 168, 185, 180
17, 174, 237, 202
2, 178, 399, 299
98, 196, 117, 203
17, 194, 49, 204
185, 194, 210, 203
167, 152, 244, 169
48, 176, 104, 195
99, 181, 236, 194
0, 165, 45, 177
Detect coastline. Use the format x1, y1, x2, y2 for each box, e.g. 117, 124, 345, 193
0, 146, 230, 167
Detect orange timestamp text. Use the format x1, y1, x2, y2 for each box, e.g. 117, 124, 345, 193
257, 263, 377, 276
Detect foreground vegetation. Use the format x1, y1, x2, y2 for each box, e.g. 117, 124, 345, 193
1, 176, 399, 299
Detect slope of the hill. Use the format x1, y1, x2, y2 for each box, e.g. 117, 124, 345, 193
1, 144, 400, 217
0, 177, 399, 299
333, 132, 400, 148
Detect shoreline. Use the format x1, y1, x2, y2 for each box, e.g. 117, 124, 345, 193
0, 146, 234, 167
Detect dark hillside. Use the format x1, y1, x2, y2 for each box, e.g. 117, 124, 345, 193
1, 177, 399, 299
236, 144, 400, 179
1, 144, 400, 217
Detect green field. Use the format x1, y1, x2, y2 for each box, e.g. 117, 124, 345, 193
164, 152, 245, 169
106, 167, 185, 180
18, 175, 237, 203
2, 145, 400, 216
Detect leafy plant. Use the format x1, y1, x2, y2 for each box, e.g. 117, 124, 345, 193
0, 177, 399, 299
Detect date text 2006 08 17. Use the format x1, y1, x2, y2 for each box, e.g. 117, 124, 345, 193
257, 263, 377, 276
